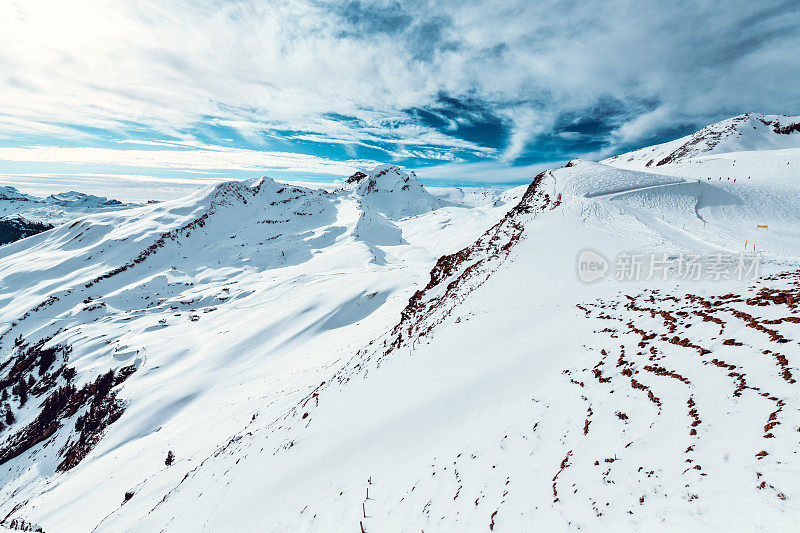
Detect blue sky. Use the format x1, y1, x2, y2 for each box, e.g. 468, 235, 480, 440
1, 0, 799, 199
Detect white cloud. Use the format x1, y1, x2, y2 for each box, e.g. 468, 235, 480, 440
0, 0, 798, 165
501, 109, 553, 162
416, 159, 561, 185
0, 145, 379, 175
609, 107, 675, 146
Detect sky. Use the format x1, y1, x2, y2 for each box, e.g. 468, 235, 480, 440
1, 0, 799, 199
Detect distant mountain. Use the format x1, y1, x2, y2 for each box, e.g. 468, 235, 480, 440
344, 164, 446, 219
45, 191, 123, 208
604, 112, 800, 169
0, 186, 137, 246
0, 186, 32, 202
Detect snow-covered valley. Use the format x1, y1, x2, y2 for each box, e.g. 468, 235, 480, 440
2, 114, 800, 531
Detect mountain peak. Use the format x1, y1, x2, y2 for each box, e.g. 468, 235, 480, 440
604, 112, 800, 169
196, 176, 287, 207
345, 171, 368, 185
357, 165, 415, 193
0, 186, 32, 202
350, 164, 443, 219
47, 191, 123, 207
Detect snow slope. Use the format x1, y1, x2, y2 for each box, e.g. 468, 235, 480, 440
555, 158, 800, 263
604, 113, 800, 169
89, 164, 800, 532
0, 166, 518, 532
0, 142, 799, 532
602, 112, 800, 256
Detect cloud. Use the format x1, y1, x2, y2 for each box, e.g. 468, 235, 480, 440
0, 0, 798, 178
501, 108, 553, 162
416, 159, 560, 185
0, 145, 379, 175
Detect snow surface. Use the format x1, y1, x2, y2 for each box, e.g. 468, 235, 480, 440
0, 133, 800, 532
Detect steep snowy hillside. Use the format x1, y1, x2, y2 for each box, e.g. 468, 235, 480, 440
556, 159, 800, 262
602, 113, 800, 251
0, 151, 799, 531
0, 166, 518, 532
605, 113, 800, 169
84, 161, 800, 532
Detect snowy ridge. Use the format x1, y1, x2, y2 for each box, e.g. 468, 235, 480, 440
604, 113, 800, 169
345, 164, 446, 219
104, 169, 559, 531
0, 165, 520, 531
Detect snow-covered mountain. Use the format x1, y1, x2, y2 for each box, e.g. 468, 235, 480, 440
1, 137, 800, 532
0, 186, 126, 208
343, 164, 447, 219
0, 187, 31, 202
0, 186, 136, 247
602, 112, 800, 237
0, 165, 522, 531
604, 112, 800, 169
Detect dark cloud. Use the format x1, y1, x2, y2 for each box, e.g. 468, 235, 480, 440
404, 93, 508, 149
335, 1, 414, 35
331, 1, 455, 61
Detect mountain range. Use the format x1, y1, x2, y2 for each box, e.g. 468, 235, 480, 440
0, 113, 799, 532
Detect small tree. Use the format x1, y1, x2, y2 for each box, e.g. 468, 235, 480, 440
4, 408, 15, 426
165, 450, 175, 466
